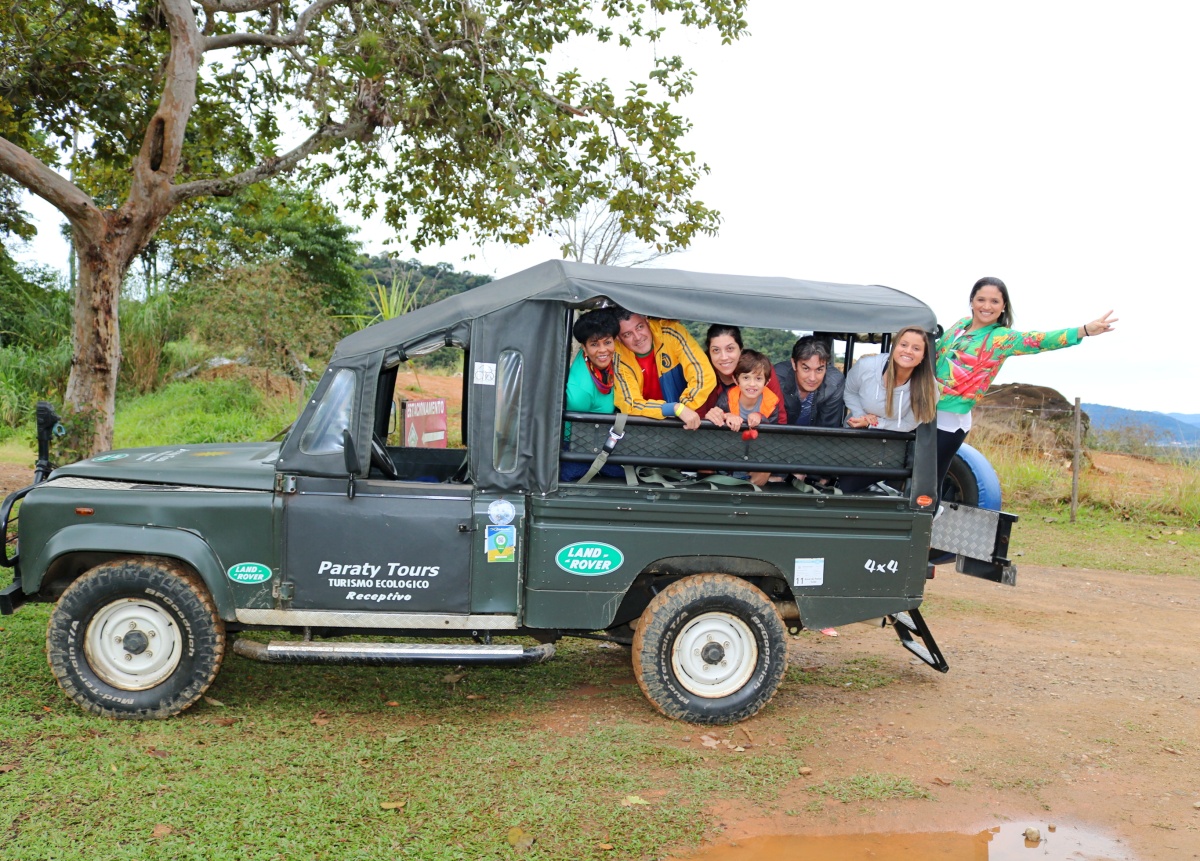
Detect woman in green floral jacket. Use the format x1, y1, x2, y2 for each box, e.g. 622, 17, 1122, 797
934, 276, 1117, 496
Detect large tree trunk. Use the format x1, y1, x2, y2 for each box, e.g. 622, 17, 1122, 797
61, 186, 177, 454
62, 240, 130, 454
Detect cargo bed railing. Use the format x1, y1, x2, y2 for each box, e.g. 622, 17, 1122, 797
562, 412, 916, 479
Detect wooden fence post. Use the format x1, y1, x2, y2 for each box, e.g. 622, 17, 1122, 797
1071, 397, 1081, 523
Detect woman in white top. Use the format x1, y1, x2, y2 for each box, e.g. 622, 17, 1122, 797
840, 325, 939, 492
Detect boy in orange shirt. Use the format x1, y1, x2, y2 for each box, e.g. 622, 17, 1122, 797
705, 350, 779, 488
705, 350, 781, 433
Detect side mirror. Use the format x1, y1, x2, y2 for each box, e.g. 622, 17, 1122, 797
342, 429, 359, 499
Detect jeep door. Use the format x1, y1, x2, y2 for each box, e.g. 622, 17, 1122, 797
282, 475, 473, 613
278, 366, 474, 614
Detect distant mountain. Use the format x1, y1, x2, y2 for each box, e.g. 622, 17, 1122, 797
1167, 412, 1200, 427
1083, 404, 1200, 445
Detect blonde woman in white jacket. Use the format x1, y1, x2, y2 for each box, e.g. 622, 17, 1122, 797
840, 326, 938, 492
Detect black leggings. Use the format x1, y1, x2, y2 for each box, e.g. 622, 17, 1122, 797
935, 427, 968, 503
928, 427, 970, 562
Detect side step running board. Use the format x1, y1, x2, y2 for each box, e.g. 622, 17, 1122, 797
889, 608, 949, 673
233, 638, 556, 667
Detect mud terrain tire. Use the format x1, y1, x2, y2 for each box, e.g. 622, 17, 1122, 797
632, 573, 787, 725
46, 557, 225, 719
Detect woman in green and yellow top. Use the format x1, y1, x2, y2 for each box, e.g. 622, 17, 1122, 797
934, 276, 1117, 494
561, 309, 625, 482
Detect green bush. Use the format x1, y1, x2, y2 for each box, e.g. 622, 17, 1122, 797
413, 345, 464, 372
0, 256, 72, 436
160, 337, 215, 378
185, 260, 339, 377
113, 378, 300, 448
0, 343, 72, 428
119, 290, 186, 394
0, 257, 72, 349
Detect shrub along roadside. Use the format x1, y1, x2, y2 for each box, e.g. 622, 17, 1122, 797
968, 420, 1200, 524
0, 344, 72, 433
0, 369, 310, 464
184, 261, 340, 378
119, 291, 188, 395
0, 256, 342, 444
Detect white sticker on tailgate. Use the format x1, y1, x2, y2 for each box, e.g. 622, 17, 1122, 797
794, 558, 824, 587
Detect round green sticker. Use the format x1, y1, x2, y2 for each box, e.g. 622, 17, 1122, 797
227, 562, 272, 584
554, 542, 623, 576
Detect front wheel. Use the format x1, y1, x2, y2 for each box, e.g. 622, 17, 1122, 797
47, 558, 225, 719
632, 574, 788, 725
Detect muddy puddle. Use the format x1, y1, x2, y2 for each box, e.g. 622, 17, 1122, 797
680, 821, 1136, 860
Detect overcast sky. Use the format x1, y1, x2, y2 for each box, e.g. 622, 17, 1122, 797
12, 1, 1198, 413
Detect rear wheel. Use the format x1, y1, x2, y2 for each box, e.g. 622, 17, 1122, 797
47, 558, 225, 719
632, 573, 787, 725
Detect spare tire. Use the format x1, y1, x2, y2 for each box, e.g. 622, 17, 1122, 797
941, 442, 1002, 510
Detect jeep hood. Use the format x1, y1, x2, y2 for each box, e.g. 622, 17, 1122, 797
51, 442, 281, 491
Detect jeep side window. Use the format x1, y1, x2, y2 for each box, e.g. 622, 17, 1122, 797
299, 369, 357, 455
493, 349, 523, 473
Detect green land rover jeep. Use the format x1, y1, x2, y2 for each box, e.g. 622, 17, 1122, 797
1, 261, 1015, 724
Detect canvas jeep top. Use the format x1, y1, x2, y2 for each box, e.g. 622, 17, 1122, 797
1, 260, 1015, 725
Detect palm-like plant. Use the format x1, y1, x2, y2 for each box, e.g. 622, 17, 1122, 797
342, 266, 427, 386
344, 267, 425, 329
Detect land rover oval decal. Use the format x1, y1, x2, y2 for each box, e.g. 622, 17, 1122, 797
227, 562, 272, 584
555, 542, 623, 576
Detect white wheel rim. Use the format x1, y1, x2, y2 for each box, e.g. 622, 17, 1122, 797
84, 598, 183, 691
670, 611, 758, 698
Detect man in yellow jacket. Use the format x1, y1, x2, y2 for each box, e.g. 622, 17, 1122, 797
612, 308, 715, 430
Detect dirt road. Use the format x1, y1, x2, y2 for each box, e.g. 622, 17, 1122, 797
677, 562, 1200, 859
0, 461, 33, 495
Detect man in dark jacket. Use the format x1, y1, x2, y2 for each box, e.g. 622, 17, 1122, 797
773, 336, 846, 428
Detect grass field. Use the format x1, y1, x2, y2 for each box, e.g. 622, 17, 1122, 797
0, 609, 820, 861
1002, 503, 1199, 577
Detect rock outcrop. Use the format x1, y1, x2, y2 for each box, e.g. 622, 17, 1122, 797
976, 383, 1089, 457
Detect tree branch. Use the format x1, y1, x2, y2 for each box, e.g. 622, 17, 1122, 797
169, 119, 368, 204
136, 0, 204, 185
0, 136, 104, 233
195, 0, 281, 13
204, 0, 585, 120
374, 0, 454, 52
514, 75, 587, 116
204, 0, 345, 51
